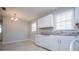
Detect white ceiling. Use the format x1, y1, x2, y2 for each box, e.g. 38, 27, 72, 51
1, 7, 58, 21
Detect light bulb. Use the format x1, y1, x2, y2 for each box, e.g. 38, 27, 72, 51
14, 18, 18, 21
11, 17, 14, 20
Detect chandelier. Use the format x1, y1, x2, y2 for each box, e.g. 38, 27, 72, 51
11, 13, 19, 21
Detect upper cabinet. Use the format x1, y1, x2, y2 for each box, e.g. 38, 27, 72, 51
37, 7, 79, 29
37, 14, 54, 28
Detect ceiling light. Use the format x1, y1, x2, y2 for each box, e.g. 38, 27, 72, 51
14, 18, 18, 21
11, 17, 14, 20
10, 13, 19, 21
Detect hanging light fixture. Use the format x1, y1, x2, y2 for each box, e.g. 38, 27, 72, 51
11, 13, 19, 21
11, 17, 14, 20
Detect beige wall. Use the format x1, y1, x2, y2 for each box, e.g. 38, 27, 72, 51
2, 15, 30, 43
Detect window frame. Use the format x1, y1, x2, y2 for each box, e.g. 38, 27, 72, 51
0, 25, 2, 33
54, 9, 75, 30
31, 22, 37, 32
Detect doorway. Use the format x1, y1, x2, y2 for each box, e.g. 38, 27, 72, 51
0, 16, 3, 51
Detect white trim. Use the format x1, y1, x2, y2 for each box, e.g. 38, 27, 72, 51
54, 8, 75, 30
2, 39, 30, 44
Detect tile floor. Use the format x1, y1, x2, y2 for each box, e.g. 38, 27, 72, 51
1, 40, 47, 51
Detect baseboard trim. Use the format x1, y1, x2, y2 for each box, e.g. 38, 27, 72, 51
2, 39, 30, 44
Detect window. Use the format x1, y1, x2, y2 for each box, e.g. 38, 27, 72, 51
0, 25, 1, 33
32, 22, 36, 31
55, 10, 74, 30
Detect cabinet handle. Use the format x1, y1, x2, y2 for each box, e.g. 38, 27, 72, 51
58, 40, 61, 44
60, 40, 61, 44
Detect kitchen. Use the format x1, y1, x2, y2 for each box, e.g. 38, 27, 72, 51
0, 7, 79, 51
35, 7, 79, 51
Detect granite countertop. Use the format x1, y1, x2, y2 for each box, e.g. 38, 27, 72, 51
37, 30, 79, 36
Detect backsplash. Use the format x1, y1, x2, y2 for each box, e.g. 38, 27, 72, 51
38, 27, 53, 32
37, 27, 79, 36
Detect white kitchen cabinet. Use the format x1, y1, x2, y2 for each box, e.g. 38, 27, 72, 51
59, 36, 76, 51
35, 35, 44, 46
37, 7, 79, 29
49, 35, 58, 51
42, 35, 51, 49
35, 35, 50, 49
35, 35, 58, 51
35, 35, 77, 51
49, 36, 77, 51
38, 14, 53, 28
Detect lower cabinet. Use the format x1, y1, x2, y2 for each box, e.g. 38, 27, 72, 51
58, 36, 76, 51
49, 35, 58, 51
35, 35, 50, 49
42, 35, 51, 49
35, 35, 76, 51
35, 35, 44, 46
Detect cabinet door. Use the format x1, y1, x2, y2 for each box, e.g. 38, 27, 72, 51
35, 35, 49, 48
60, 36, 75, 51
35, 35, 52, 50
38, 14, 53, 28
39, 36, 45, 47
42, 35, 51, 49
42, 14, 53, 28
35, 35, 41, 45
49, 35, 58, 51
35, 35, 43, 46
38, 18, 45, 28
